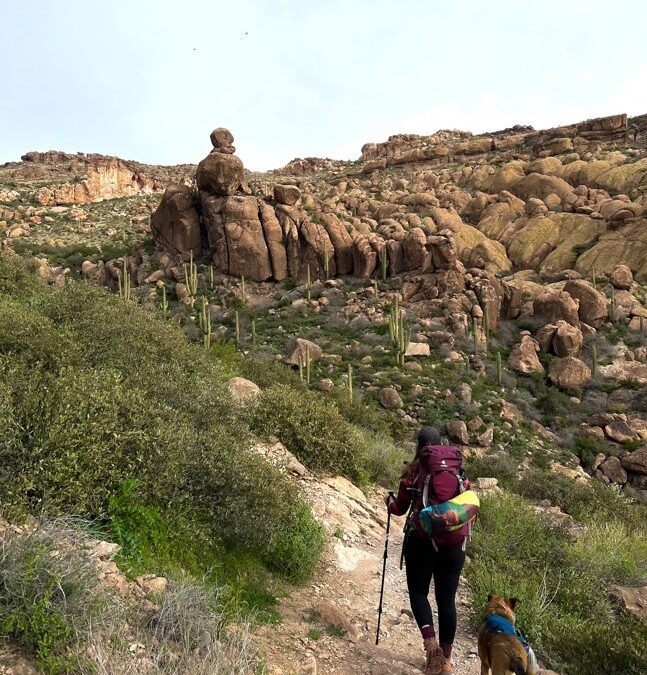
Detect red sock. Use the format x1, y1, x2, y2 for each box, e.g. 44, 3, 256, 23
421, 624, 436, 640
440, 643, 452, 659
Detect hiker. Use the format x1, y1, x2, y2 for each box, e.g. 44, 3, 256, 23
387, 426, 472, 675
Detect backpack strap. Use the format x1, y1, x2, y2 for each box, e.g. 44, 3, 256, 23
422, 474, 431, 508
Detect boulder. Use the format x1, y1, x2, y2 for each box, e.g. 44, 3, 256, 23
196, 152, 243, 196
227, 377, 261, 405
274, 184, 301, 206
609, 264, 633, 290
287, 338, 323, 366
552, 320, 583, 357
402, 227, 428, 271
604, 419, 640, 444
150, 185, 202, 256
446, 419, 469, 445
598, 456, 627, 484
508, 335, 544, 374
620, 447, 647, 475
548, 356, 592, 390
563, 280, 608, 328
210, 127, 235, 151
379, 387, 403, 410
609, 585, 647, 621
405, 342, 431, 357
534, 290, 580, 326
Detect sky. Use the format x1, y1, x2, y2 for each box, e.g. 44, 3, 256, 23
2, 0, 647, 171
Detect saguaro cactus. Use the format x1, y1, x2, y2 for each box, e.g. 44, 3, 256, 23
592, 344, 598, 377
306, 264, 312, 304
389, 297, 410, 366
379, 247, 388, 281
347, 363, 353, 401
118, 258, 132, 301
183, 252, 198, 305
323, 245, 330, 280
160, 284, 168, 316
496, 351, 502, 387
198, 296, 211, 349
235, 310, 240, 347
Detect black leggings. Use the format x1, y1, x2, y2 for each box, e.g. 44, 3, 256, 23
404, 535, 465, 646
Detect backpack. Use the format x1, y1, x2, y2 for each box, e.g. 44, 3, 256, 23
406, 444, 476, 549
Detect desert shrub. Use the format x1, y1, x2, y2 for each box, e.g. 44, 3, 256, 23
0, 519, 108, 674
571, 432, 617, 469
0, 253, 324, 587
0, 519, 260, 674
468, 493, 647, 674
362, 438, 410, 488
464, 452, 518, 488
0, 250, 40, 299
252, 384, 369, 480
514, 468, 646, 531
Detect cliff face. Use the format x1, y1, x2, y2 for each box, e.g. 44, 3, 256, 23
2, 151, 194, 206
360, 114, 630, 170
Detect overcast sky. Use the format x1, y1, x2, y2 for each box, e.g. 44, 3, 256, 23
2, 0, 646, 170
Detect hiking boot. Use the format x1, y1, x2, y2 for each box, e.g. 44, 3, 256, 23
441, 659, 453, 673
423, 638, 445, 675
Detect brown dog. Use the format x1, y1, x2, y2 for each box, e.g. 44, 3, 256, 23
477, 594, 529, 675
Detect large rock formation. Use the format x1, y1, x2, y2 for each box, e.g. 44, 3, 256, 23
151, 128, 459, 282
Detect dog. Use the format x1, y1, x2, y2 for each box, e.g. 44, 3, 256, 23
477, 594, 533, 675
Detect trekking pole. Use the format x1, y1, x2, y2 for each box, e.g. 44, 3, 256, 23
376, 491, 394, 646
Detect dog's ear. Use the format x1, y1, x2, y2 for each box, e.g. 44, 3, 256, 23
487, 593, 494, 602
506, 597, 519, 610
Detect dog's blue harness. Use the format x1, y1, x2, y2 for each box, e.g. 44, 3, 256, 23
485, 615, 538, 673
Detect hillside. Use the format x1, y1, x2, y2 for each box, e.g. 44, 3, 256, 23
1, 112, 647, 675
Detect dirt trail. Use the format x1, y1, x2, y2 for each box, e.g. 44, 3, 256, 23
254, 444, 482, 675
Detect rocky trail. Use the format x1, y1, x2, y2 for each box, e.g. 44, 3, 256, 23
254, 443, 481, 675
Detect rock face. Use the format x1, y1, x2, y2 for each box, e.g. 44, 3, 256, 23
150, 185, 201, 256
610, 264, 633, 290
33, 157, 156, 205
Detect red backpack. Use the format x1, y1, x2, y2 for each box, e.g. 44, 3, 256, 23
406, 444, 469, 549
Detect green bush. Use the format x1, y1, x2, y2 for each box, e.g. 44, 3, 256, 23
0, 253, 324, 589
468, 493, 647, 675
0, 520, 105, 674
514, 468, 646, 531
252, 384, 369, 480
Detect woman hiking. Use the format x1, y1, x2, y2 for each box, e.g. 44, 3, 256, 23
387, 426, 471, 675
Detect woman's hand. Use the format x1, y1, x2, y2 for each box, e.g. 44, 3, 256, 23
385, 492, 395, 508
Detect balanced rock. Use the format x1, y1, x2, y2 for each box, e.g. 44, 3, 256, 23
548, 356, 591, 390
210, 127, 235, 153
